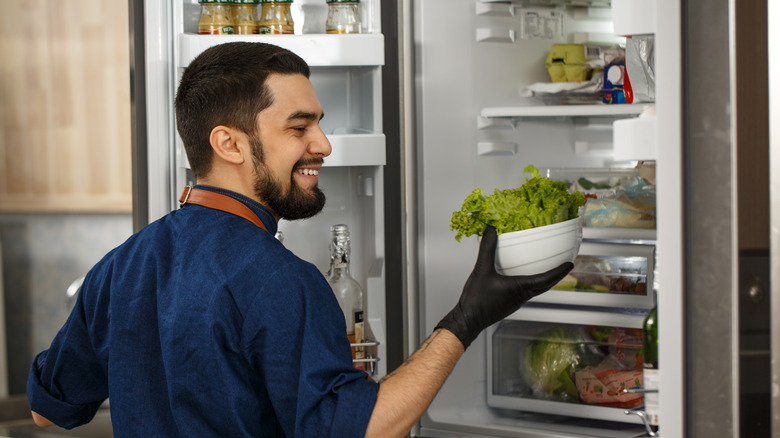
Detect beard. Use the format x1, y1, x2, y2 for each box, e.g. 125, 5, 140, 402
249, 135, 326, 220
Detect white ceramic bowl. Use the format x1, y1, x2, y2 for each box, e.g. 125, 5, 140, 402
494, 217, 583, 276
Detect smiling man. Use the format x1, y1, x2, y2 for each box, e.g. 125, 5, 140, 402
26, 42, 572, 437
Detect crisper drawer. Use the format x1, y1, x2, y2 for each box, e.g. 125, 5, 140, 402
487, 307, 648, 425
528, 240, 655, 309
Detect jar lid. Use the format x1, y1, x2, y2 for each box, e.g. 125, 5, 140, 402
199, 0, 233, 3
326, 0, 360, 3
233, 0, 260, 3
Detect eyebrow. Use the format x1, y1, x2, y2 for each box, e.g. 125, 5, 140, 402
288, 111, 324, 122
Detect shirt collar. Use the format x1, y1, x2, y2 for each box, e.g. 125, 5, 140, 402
193, 185, 278, 235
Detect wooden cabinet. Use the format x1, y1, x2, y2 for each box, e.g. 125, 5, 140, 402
0, 1, 132, 212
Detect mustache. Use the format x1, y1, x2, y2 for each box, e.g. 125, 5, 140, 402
294, 157, 324, 170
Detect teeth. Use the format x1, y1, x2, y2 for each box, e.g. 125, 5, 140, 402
297, 168, 319, 176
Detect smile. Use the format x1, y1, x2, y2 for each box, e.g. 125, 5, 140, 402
297, 168, 319, 176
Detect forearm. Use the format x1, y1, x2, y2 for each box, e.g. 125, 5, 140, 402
364, 329, 465, 438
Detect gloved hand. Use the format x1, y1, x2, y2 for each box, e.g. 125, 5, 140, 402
436, 226, 574, 349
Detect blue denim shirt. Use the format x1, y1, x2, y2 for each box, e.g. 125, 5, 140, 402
27, 186, 378, 437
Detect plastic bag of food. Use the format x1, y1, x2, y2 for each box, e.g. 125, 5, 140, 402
520, 326, 605, 402
582, 177, 656, 229
624, 35, 655, 103
574, 355, 644, 408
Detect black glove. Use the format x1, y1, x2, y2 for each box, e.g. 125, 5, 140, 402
436, 226, 574, 349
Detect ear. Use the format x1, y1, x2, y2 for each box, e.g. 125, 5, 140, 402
209, 126, 246, 165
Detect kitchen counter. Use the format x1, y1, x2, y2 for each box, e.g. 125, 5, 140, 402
0, 396, 112, 438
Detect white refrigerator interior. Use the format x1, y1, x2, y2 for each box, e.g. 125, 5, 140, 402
138, 0, 684, 436
141, 0, 388, 378
409, 0, 672, 436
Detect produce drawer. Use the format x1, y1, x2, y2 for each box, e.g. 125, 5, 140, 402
528, 241, 655, 309
487, 307, 649, 424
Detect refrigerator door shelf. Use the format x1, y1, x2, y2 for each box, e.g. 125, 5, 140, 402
176, 133, 385, 169
325, 134, 386, 166
611, 0, 657, 36
178, 33, 385, 68
614, 115, 658, 161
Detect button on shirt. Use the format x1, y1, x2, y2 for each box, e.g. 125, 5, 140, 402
27, 186, 379, 437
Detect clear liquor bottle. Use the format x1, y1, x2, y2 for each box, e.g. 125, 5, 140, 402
326, 224, 365, 370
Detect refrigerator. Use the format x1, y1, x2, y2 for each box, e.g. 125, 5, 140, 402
130, 0, 769, 436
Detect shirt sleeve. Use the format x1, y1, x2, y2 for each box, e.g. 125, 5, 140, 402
26, 273, 109, 430
240, 260, 379, 438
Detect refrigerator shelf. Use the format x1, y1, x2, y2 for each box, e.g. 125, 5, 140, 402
325, 134, 386, 167
582, 227, 656, 244
480, 104, 652, 120
178, 33, 385, 68
176, 133, 385, 169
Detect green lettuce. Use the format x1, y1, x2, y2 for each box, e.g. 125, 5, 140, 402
450, 165, 586, 242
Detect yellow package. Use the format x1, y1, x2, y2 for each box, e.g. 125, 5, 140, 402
545, 44, 590, 82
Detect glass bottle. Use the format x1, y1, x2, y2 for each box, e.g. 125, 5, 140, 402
198, 0, 235, 35
326, 224, 366, 370
325, 0, 361, 34
259, 0, 294, 34
642, 250, 660, 432
232, 0, 260, 35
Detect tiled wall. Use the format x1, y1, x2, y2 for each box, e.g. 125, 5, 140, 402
0, 213, 133, 395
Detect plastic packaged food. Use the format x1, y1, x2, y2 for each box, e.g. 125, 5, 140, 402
259, 0, 294, 34
198, 0, 235, 35
624, 35, 656, 103
326, 0, 361, 34
603, 64, 627, 104
545, 167, 657, 229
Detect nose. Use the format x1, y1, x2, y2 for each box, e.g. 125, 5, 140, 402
309, 126, 332, 158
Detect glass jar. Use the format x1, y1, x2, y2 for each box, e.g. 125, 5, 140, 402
258, 0, 294, 35
326, 0, 361, 34
232, 0, 260, 35
198, 0, 235, 35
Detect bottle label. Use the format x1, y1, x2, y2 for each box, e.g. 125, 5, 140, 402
353, 310, 365, 370
198, 26, 234, 35
643, 367, 660, 426
259, 26, 293, 34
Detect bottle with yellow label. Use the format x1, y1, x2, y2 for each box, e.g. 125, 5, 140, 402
198, 0, 235, 35
258, 0, 294, 35
326, 0, 361, 34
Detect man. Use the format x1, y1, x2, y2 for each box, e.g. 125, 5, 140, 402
27, 42, 572, 437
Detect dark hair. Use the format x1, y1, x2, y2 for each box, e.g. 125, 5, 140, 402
174, 42, 310, 178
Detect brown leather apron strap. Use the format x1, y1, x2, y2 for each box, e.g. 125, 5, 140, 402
178, 186, 268, 232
